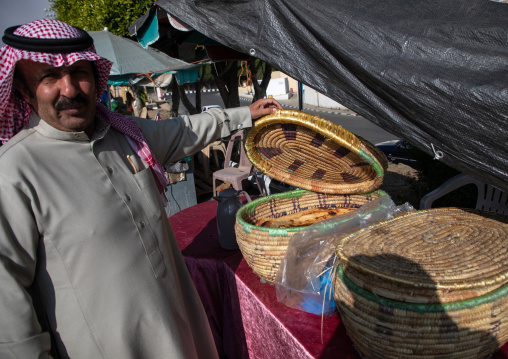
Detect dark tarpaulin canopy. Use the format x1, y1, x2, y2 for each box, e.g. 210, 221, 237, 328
128, 4, 250, 62
134, 0, 508, 192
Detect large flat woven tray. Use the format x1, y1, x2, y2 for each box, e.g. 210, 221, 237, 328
336, 208, 508, 303
245, 110, 388, 194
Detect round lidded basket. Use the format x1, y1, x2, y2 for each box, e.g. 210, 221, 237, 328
334, 208, 508, 359
235, 189, 385, 283
334, 264, 508, 359
244, 109, 388, 194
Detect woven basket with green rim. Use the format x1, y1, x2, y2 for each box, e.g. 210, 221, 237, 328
244, 109, 388, 194
235, 189, 385, 282
334, 264, 508, 359
334, 208, 508, 359
336, 208, 508, 304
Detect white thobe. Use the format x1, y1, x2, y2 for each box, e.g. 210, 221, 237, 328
0, 107, 252, 359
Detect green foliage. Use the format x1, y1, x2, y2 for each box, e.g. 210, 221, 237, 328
50, 0, 152, 36
200, 65, 214, 82
138, 87, 148, 104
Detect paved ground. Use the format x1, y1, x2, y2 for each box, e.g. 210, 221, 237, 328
240, 93, 360, 117
147, 91, 358, 119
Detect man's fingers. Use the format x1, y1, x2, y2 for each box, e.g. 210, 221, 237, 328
259, 98, 282, 109
249, 98, 283, 119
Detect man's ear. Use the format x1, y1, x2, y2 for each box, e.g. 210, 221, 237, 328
13, 77, 34, 106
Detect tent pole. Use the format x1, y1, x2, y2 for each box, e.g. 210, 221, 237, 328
298, 81, 303, 111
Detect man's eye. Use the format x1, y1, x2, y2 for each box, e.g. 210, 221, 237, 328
41, 74, 57, 80
75, 69, 91, 75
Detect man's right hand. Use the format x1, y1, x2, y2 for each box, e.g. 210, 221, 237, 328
248, 98, 283, 120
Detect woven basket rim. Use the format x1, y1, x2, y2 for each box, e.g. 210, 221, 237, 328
244, 109, 387, 194
337, 208, 508, 290
336, 264, 508, 313
236, 189, 387, 234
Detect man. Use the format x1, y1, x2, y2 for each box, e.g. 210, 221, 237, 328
0, 19, 281, 358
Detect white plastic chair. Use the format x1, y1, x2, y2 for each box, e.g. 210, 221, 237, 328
212, 130, 265, 197
419, 173, 508, 214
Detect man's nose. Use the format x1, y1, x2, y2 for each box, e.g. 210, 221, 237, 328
59, 74, 80, 98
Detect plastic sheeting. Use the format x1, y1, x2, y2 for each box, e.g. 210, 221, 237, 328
274, 195, 414, 315
134, 0, 508, 192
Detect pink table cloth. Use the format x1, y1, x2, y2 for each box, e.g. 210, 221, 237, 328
169, 200, 508, 359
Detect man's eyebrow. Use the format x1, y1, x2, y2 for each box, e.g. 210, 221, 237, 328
39, 67, 61, 75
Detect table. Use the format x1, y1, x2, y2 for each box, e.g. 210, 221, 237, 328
169, 201, 508, 359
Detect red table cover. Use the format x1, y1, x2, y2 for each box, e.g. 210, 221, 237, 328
169, 200, 508, 359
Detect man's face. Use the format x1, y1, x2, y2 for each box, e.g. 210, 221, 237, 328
14, 59, 97, 135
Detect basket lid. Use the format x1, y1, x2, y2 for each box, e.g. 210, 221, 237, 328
337, 208, 508, 303
245, 110, 388, 194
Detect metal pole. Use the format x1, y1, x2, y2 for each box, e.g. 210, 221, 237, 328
298, 81, 303, 111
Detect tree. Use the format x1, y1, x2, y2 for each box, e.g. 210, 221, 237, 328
209, 59, 273, 109
50, 0, 152, 36
176, 67, 206, 116
249, 59, 273, 102
211, 61, 241, 109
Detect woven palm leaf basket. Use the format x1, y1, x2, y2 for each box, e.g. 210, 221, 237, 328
236, 110, 389, 282
334, 208, 508, 359
244, 109, 388, 194
235, 189, 387, 283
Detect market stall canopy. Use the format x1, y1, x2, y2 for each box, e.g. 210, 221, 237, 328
130, 0, 508, 193
135, 72, 173, 87
128, 4, 250, 62
88, 29, 205, 85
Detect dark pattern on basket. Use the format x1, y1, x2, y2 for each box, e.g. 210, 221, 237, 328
281, 123, 297, 140
269, 197, 277, 217
342, 194, 351, 206
310, 133, 326, 147
341, 173, 361, 182
291, 197, 301, 213
351, 162, 370, 167
244, 110, 388, 194
333, 147, 351, 159
288, 159, 304, 172
259, 147, 283, 159
235, 190, 385, 282
311, 168, 326, 179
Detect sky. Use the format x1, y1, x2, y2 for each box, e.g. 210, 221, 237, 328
0, 0, 52, 45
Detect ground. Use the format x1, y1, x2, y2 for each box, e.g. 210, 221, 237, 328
379, 162, 419, 208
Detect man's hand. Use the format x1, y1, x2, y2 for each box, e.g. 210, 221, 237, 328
248, 98, 283, 120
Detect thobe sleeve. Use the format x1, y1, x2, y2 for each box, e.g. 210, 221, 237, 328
133, 106, 252, 166
0, 175, 52, 358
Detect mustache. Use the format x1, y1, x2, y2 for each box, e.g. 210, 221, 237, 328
55, 96, 89, 111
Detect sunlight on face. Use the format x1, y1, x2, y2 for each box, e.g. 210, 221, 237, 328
14, 60, 97, 135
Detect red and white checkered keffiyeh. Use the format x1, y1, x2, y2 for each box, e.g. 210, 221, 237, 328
0, 19, 168, 193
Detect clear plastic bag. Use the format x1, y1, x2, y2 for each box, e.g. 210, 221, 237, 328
274, 195, 414, 316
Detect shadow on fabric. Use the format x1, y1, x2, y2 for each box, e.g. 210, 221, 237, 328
180, 215, 247, 359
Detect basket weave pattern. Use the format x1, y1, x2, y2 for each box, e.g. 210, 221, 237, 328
337, 209, 508, 303
335, 265, 508, 359
334, 208, 508, 358
245, 110, 387, 194
235, 190, 383, 282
